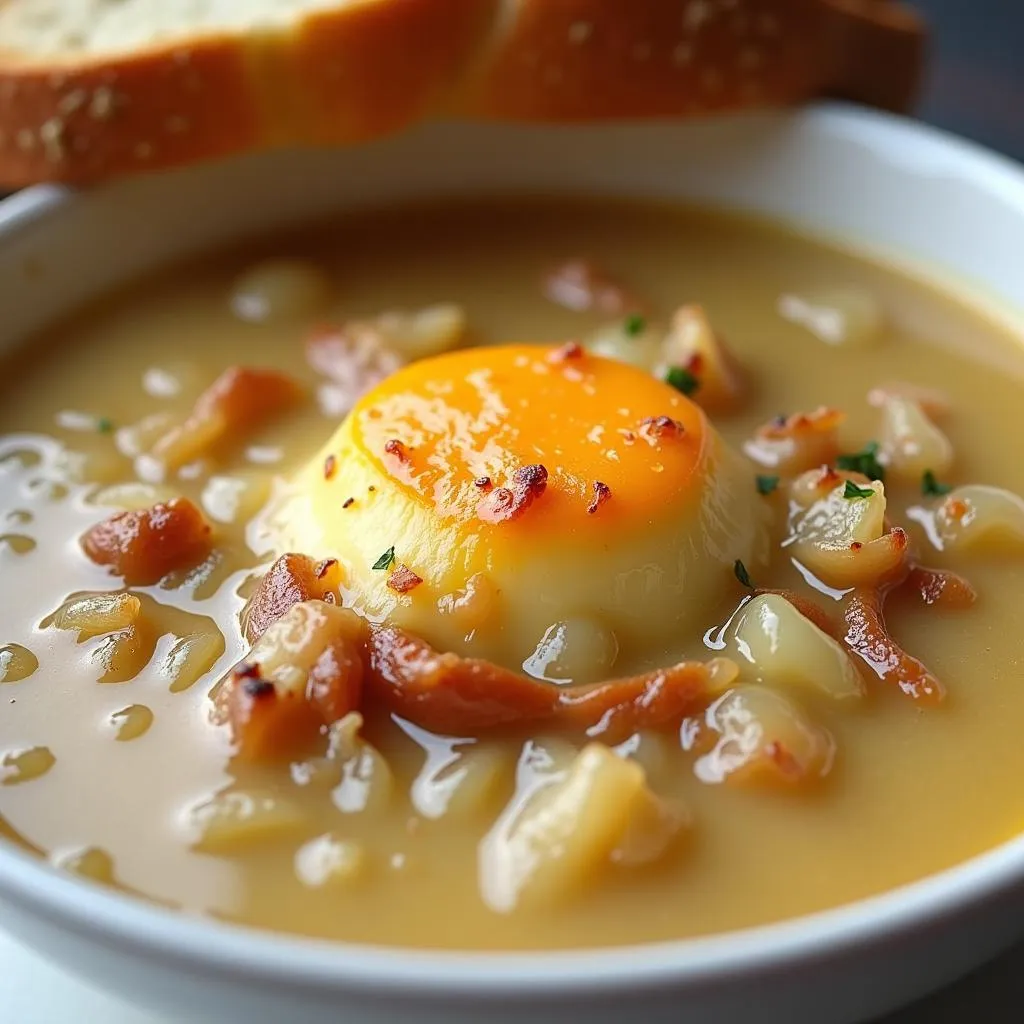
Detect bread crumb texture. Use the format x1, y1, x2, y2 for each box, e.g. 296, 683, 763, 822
0, 0, 355, 57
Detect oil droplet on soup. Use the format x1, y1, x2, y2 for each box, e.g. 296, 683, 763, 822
2, 746, 55, 785
0, 644, 37, 683
110, 705, 154, 742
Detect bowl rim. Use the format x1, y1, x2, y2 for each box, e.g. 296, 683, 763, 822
2, 102, 1024, 999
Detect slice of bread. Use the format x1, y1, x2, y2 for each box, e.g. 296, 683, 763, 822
0, 0, 926, 187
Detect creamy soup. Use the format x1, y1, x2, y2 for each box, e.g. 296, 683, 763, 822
2, 198, 1024, 951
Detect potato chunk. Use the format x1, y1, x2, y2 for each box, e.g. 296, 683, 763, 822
692, 686, 834, 787
787, 469, 908, 588
726, 594, 864, 701
479, 743, 685, 914
879, 396, 954, 481
932, 486, 1024, 554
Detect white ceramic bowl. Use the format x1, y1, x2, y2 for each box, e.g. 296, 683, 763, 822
2, 104, 1024, 1024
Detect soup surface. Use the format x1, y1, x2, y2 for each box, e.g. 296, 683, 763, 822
2, 198, 1024, 951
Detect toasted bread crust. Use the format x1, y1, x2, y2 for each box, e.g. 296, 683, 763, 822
0, 0, 925, 187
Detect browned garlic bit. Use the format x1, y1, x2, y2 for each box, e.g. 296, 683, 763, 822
786, 469, 907, 589
660, 305, 745, 411
744, 408, 844, 475
878, 395, 953, 482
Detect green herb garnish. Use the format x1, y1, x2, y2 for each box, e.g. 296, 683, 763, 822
664, 365, 700, 396
836, 441, 885, 482
623, 313, 647, 337
921, 470, 952, 497
756, 475, 780, 496
843, 480, 875, 501
372, 546, 396, 571
733, 559, 754, 590
96, 417, 114, 434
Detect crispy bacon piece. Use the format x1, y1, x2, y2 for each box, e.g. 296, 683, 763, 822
154, 366, 303, 469
542, 259, 644, 316
217, 602, 366, 761
387, 564, 423, 594
242, 553, 344, 643
366, 626, 717, 742
477, 464, 548, 524
898, 566, 978, 610
587, 481, 611, 515
81, 498, 212, 585
843, 588, 945, 704
548, 340, 584, 362
218, 663, 326, 762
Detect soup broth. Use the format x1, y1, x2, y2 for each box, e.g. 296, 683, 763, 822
2, 198, 1024, 950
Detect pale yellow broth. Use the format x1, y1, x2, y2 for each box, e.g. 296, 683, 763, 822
2, 198, 1024, 950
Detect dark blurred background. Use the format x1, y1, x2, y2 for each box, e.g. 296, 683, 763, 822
915, 0, 1024, 160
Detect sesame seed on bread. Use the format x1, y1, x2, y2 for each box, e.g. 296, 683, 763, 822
0, 0, 926, 187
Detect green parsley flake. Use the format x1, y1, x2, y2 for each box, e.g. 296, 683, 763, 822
836, 441, 885, 482
372, 546, 396, 571
96, 417, 114, 434
921, 470, 953, 497
756, 475, 780, 496
664, 366, 700, 396
733, 559, 754, 589
843, 480, 875, 501
623, 314, 647, 337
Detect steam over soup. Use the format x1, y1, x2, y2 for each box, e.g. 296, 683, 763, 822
2, 199, 1024, 951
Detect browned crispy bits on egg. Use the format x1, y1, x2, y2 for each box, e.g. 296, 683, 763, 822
639, 416, 686, 442
384, 439, 410, 463
153, 366, 303, 470
744, 407, 844, 476
80, 498, 212, 585
242, 553, 344, 643
548, 340, 585, 362
542, 260, 645, 316
477, 464, 549, 524
587, 481, 612, 515
342, 497, 355, 509
387, 564, 424, 594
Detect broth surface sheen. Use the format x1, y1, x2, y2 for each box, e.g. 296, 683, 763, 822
2, 198, 1024, 951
